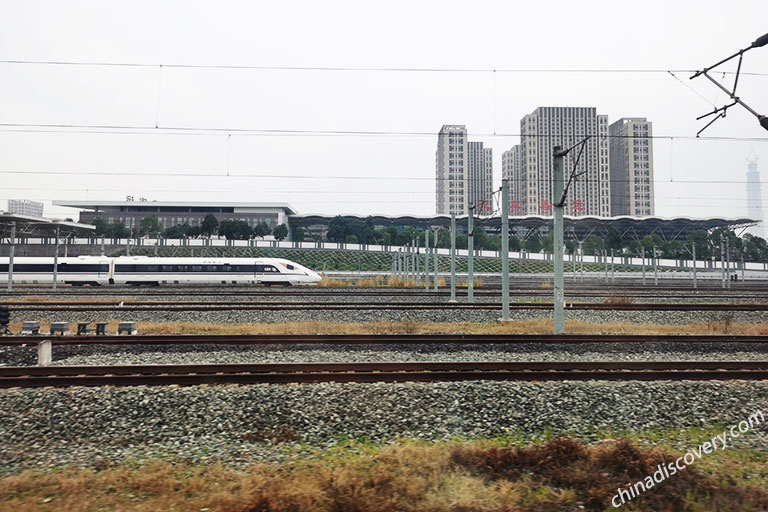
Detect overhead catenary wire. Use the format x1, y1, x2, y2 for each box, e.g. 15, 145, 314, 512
1, 123, 767, 142
2, 59, 768, 76
0, 169, 763, 184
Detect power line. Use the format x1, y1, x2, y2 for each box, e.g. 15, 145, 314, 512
0, 169, 763, 184
1, 123, 767, 142
2, 59, 767, 76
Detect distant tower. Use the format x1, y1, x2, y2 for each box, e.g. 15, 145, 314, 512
746, 153, 764, 238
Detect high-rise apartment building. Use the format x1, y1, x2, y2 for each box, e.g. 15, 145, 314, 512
8, 199, 44, 217
436, 125, 493, 215
746, 156, 764, 238
609, 118, 654, 216
506, 107, 611, 216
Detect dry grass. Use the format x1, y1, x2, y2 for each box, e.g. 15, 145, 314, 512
10, 317, 766, 336
1, 438, 766, 511
317, 276, 347, 287
457, 278, 484, 288
602, 292, 636, 305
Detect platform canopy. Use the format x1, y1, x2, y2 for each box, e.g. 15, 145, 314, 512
290, 213, 759, 242
0, 212, 95, 238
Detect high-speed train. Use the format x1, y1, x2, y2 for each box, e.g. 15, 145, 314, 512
0, 256, 322, 286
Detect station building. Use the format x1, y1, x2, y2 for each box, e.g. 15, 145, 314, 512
53, 201, 295, 232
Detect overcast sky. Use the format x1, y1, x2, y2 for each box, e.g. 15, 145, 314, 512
1, 0, 767, 220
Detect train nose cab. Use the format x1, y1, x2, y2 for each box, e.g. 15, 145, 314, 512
305, 269, 322, 284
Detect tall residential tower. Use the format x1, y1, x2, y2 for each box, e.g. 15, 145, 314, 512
609, 118, 655, 216
436, 125, 493, 215
505, 107, 611, 216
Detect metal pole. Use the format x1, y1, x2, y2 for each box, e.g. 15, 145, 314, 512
603, 249, 608, 282
741, 250, 745, 282
53, 226, 60, 291
692, 243, 697, 289
467, 208, 474, 303
433, 229, 438, 291
501, 180, 510, 320
552, 151, 565, 334
450, 213, 456, 302
720, 235, 726, 289
611, 248, 615, 283
641, 246, 646, 285
415, 235, 420, 286
424, 230, 430, 290
101, 235, 105, 256
726, 236, 731, 289
7, 222, 15, 292
653, 245, 658, 286
579, 242, 584, 282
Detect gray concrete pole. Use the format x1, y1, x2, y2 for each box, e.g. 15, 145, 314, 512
450, 213, 456, 302
7, 222, 15, 292
741, 251, 745, 282
53, 226, 60, 291
611, 248, 615, 283
726, 236, 731, 289
415, 235, 420, 286
692, 243, 697, 289
552, 150, 565, 334
501, 180, 510, 320
720, 236, 726, 289
433, 229, 438, 291
424, 230, 430, 290
603, 249, 608, 283
641, 246, 646, 285
653, 245, 658, 286
467, 208, 474, 303
101, 236, 105, 256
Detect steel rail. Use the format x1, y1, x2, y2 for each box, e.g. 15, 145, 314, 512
2, 361, 768, 387
4, 302, 768, 312
2, 333, 767, 346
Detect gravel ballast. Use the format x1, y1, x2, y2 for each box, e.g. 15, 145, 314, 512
2, 381, 767, 473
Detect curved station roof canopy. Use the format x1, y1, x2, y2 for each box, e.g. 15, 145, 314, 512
290, 214, 759, 241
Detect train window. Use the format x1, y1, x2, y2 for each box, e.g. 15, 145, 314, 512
223, 265, 232, 272
147, 266, 159, 272
264, 265, 278, 272
206, 265, 218, 272
286, 264, 295, 270
162, 265, 173, 272
192, 265, 203, 272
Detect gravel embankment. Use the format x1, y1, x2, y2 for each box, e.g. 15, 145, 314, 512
8, 307, 768, 326
2, 342, 768, 367
1, 380, 767, 473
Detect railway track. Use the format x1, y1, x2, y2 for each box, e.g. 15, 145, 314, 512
2, 361, 767, 387
3, 300, 767, 311
2, 333, 767, 346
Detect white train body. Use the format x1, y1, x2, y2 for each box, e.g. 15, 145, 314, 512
0, 256, 322, 286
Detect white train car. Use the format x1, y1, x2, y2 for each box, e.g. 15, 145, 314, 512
0, 256, 110, 286
0, 256, 322, 286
